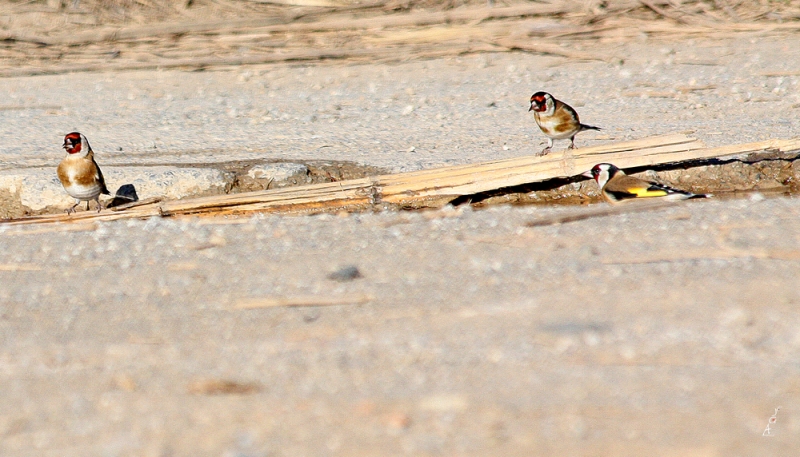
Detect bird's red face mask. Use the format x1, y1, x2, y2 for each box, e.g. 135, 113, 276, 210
63, 133, 82, 154
529, 94, 547, 112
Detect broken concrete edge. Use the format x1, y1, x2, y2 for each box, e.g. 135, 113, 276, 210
0, 162, 312, 219
468, 153, 800, 208
641, 150, 800, 192
2, 152, 799, 221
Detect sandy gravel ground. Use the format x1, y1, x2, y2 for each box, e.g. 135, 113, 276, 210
1, 30, 799, 456
2, 197, 799, 456
2, 36, 799, 173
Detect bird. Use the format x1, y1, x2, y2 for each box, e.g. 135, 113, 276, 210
529, 91, 600, 156
583, 163, 709, 204
57, 132, 110, 214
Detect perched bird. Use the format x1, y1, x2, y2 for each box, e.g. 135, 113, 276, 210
529, 91, 600, 156
583, 163, 709, 204
57, 132, 110, 214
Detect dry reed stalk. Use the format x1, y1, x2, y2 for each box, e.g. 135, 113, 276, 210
601, 248, 800, 264
0, 264, 44, 271
234, 294, 373, 308
1, 4, 581, 46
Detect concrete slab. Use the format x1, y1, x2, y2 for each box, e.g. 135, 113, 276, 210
0, 167, 234, 213
247, 162, 309, 186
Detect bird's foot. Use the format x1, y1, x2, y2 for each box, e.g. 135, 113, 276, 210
536, 147, 552, 157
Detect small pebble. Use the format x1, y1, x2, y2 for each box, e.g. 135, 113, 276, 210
327, 265, 362, 282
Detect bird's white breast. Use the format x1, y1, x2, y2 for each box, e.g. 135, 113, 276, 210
59, 157, 102, 200
536, 116, 577, 139
63, 181, 102, 200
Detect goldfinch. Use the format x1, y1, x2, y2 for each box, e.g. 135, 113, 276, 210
583, 163, 709, 204
57, 132, 110, 214
529, 91, 600, 156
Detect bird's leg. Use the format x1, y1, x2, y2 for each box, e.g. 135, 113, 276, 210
95, 197, 103, 213
537, 138, 554, 156
85, 200, 91, 211
66, 200, 79, 215
567, 136, 576, 150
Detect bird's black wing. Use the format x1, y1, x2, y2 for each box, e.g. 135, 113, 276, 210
93, 157, 110, 195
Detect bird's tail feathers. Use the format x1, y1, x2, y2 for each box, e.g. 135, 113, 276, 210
580, 124, 601, 131
688, 192, 711, 199
654, 182, 711, 200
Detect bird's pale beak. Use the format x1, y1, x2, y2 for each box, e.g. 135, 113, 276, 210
528, 104, 534, 112
581, 171, 593, 178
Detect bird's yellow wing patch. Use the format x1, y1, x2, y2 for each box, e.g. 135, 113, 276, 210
628, 187, 669, 198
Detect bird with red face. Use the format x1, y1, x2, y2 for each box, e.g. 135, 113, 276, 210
529, 91, 600, 156
583, 163, 709, 204
57, 132, 110, 214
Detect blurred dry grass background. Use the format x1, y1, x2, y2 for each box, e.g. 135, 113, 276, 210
0, 0, 799, 76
